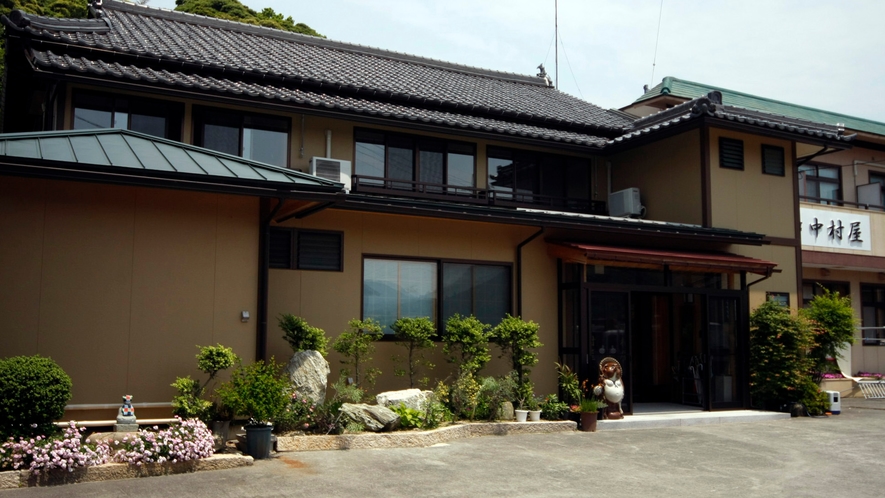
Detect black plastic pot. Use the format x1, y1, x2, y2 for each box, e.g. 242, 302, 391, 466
244, 424, 273, 459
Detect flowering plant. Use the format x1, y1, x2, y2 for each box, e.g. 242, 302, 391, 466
111, 417, 214, 466
857, 371, 884, 380
0, 421, 110, 473
274, 391, 318, 432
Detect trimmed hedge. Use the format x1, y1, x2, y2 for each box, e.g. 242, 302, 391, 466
0, 355, 72, 439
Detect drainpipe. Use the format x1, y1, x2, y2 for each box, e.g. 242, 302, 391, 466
516, 227, 545, 317
325, 129, 332, 158
256, 198, 284, 362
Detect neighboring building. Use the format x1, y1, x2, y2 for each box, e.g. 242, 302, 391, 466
627, 76, 885, 379
0, 2, 855, 420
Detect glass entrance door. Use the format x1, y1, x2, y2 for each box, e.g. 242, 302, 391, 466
588, 291, 630, 414
708, 296, 742, 409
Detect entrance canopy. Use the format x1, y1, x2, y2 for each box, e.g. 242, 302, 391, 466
549, 242, 777, 276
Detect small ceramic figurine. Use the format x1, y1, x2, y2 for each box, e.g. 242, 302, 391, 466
114, 394, 138, 432
593, 357, 624, 420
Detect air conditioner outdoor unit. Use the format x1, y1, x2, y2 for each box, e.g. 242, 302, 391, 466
309, 157, 352, 190
609, 187, 644, 218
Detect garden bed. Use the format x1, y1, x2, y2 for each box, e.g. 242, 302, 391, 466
0, 453, 252, 489
276, 420, 577, 451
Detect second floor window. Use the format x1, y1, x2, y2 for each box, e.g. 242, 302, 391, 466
869, 172, 885, 206
193, 107, 289, 168
353, 128, 476, 190
799, 164, 840, 205
72, 91, 182, 140
487, 146, 591, 207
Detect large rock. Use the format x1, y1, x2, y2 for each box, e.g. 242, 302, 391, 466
285, 350, 330, 404
339, 403, 400, 432
376, 389, 432, 411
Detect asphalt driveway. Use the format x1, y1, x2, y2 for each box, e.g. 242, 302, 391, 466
5, 399, 885, 497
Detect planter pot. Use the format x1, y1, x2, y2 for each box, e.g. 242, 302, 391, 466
211, 420, 231, 443
244, 424, 274, 460
528, 410, 542, 422
579, 412, 598, 432
514, 409, 528, 423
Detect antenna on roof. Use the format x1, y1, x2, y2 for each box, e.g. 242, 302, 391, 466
555, 0, 558, 90
649, 0, 664, 86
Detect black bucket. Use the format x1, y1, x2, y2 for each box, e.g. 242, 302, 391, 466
244, 424, 273, 459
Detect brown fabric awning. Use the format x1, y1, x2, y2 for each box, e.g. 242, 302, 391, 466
549, 242, 777, 276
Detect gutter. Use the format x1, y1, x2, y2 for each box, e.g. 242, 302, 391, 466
256, 198, 284, 362
516, 228, 545, 317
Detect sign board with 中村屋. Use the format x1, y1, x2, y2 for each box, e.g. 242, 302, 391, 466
800, 206, 871, 252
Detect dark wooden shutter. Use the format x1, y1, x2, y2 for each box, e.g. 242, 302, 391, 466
762, 145, 785, 176
719, 138, 744, 170
297, 231, 342, 271
269, 228, 293, 269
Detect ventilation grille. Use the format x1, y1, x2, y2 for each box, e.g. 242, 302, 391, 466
719, 138, 744, 170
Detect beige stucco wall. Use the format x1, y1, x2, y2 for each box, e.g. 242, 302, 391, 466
709, 128, 795, 239
268, 209, 561, 396
0, 177, 259, 406
608, 130, 703, 225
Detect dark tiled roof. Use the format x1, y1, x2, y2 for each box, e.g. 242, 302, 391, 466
2, 1, 634, 135
0, 128, 343, 190
29, 48, 609, 147
612, 92, 855, 145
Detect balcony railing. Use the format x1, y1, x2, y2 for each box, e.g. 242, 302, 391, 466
800, 195, 885, 212
351, 175, 607, 215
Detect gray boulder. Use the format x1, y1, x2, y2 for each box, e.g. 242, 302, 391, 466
339, 403, 400, 432
376, 389, 431, 411
285, 350, 330, 404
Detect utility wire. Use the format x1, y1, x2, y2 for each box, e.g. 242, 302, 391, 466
558, 33, 583, 99
650, 0, 664, 86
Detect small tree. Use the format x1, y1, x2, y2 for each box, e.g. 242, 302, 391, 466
171, 344, 238, 421
216, 358, 289, 425
278, 314, 328, 355
494, 314, 543, 403
750, 301, 827, 414
799, 288, 858, 383
442, 314, 493, 378
333, 318, 383, 387
0, 355, 72, 439
391, 316, 436, 388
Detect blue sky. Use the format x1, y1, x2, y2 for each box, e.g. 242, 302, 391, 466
147, 0, 885, 122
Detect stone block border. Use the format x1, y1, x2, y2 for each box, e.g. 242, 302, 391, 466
0, 453, 253, 489
276, 420, 577, 451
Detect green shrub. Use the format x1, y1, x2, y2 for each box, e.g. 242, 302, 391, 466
171, 344, 238, 422
171, 376, 212, 420
475, 375, 517, 421
390, 403, 423, 429
0, 355, 72, 439
442, 314, 493, 378
539, 394, 569, 420
279, 314, 328, 355
494, 314, 542, 395
216, 358, 289, 424
750, 301, 826, 414
799, 288, 858, 382
555, 362, 581, 405
391, 316, 436, 388
333, 318, 383, 387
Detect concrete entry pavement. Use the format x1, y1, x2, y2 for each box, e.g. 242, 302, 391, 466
4, 401, 885, 497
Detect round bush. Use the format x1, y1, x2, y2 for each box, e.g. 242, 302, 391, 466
0, 355, 72, 438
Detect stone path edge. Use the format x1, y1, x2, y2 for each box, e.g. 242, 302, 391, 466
276, 420, 578, 452
0, 453, 253, 489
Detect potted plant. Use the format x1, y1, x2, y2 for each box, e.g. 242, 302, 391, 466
575, 397, 603, 432
217, 358, 289, 459
514, 405, 529, 423
171, 344, 238, 444
526, 395, 542, 422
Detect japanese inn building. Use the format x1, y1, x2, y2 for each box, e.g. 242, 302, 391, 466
0, 1, 860, 420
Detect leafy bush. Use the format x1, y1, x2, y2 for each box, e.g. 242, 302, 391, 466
274, 391, 318, 433
390, 403, 423, 429
800, 288, 858, 382
0, 422, 109, 472
171, 344, 238, 422
0, 355, 72, 439
333, 318, 383, 387
555, 362, 582, 405
475, 375, 517, 421
216, 358, 289, 424
279, 314, 328, 355
494, 315, 542, 398
391, 316, 436, 388
442, 314, 493, 378
750, 301, 827, 414
539, 394, 569, 420
111, 418, 214, 465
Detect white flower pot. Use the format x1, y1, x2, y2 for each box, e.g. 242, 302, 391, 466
528, 410, 541, 422
514, 409, 528, 422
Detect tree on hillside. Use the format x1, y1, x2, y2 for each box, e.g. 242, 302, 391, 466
175, 0, 323, 37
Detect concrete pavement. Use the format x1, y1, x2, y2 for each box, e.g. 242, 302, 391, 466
4, 399, 885, 497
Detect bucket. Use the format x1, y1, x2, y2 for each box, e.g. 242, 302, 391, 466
244, 424, 273, 459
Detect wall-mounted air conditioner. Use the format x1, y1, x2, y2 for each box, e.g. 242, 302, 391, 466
309, 157, 352, 191
609, 187, 645, 218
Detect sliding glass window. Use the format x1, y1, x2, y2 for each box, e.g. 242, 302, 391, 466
194, 107, 289, 167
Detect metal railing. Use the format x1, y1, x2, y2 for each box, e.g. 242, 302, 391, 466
800, 195, 885, 212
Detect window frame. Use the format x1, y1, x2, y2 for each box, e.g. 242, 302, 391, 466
192, 106, 291, 168
361, 254, 513, 338
353, 127, 477, 189
486, 145, 592, 206
798, 163, 842, 205
761, 144, 785, 176
71, 90, 183, 140
765, 292, 790, 307
718, 137, 745, 170
861, 283, 885, 346
269, 227, 343, 272
869, 172, 885, 207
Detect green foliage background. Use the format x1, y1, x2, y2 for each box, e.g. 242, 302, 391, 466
0, 355, 72, 439
799, 288, 857, 382
174, 0, 323, 37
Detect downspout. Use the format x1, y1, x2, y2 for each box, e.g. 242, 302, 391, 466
325, 129, 332, 158
516, 227, 545, 317
256, 198, 285, 362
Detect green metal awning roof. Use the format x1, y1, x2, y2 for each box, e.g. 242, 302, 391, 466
0, 128, 344, 195
633, 76, 885, 137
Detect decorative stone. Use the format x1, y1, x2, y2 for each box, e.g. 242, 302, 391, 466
285, 350, 330, 405
499, 401, 514, 421
114, 395, 138, 433
375, 389, 431, 411
339, 403, 400, 432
